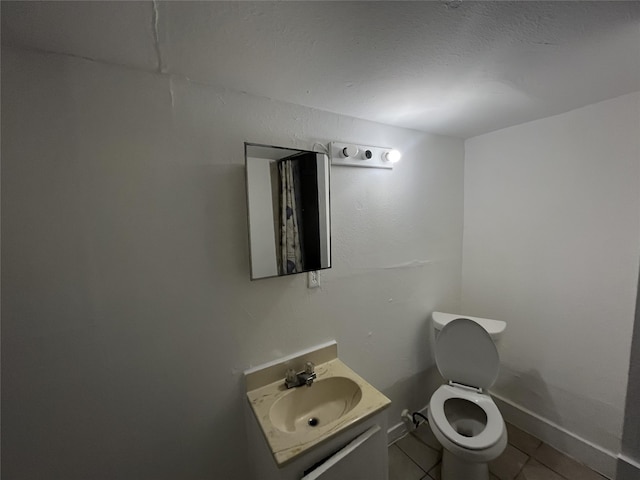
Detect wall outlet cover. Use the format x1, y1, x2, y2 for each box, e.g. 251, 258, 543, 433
307, 271, 320, 288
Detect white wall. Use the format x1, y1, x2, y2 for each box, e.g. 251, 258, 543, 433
463, 93, 640, 463
1, 47, 464, 480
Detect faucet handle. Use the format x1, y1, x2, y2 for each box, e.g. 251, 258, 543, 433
305, 361, 315, 374
285, 368, 297, 384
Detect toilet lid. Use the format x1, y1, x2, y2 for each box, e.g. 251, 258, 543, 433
435, 318, 500, 389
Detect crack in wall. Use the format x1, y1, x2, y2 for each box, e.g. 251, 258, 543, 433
169, 75, 175, 110
13, 45, 102, 65
382, 259, 434, 270
152, 0, 166, 73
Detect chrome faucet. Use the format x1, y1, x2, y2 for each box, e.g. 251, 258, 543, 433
284, 361, 316, 388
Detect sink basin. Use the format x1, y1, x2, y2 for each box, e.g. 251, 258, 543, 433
269, 376, 363, 433
245, 355, 391, 466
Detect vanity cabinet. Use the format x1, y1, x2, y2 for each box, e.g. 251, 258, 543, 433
245, 403, 388, 480
243, 342, 391, 480
300, 423, 387, 480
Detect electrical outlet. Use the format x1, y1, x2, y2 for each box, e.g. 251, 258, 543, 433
307, 271, 320, 289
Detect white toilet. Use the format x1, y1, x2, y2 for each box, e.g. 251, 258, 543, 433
427, 312, 508, 480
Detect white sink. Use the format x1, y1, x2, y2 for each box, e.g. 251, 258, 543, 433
245, 351, 391, 466
269, 376, 362, 433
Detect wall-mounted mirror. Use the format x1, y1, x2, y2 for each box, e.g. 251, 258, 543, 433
245, 143, 331, 280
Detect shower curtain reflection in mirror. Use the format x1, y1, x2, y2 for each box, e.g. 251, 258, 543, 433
279, 158, 302, 274
277, 152, 322, 275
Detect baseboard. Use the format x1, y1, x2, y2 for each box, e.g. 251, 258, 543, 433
387, 420, 408, 446
492, 393, 618, 479
616, 454, 640, 480
387, 404, 429, 446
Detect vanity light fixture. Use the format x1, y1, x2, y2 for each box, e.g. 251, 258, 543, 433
330, 142, 400, 170
384, 149, 402, 164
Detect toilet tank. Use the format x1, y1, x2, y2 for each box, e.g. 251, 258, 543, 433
432, 312, 506, 340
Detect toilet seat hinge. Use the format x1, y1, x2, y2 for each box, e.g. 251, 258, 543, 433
448, 380, 483, 393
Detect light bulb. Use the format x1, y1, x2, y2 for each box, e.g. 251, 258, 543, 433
342, 145, 359, 158
384, 149, 401, 163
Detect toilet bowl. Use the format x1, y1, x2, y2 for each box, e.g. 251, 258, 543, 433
428, 314, 507, 480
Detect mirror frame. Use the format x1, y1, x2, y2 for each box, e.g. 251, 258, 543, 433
244, 142, 332, 280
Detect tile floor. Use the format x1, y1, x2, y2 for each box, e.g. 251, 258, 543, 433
389, 422, 609, 480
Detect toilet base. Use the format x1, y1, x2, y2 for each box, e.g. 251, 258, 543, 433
441, 449, 489, 480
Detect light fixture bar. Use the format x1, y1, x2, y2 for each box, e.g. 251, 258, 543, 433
330, 142, 400, 169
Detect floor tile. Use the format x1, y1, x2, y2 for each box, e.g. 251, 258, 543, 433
428, 462, 501, 480
388, 444, 426, 480
506, 423, 542, 455
396, 433, 441, 473
427, 463, 440, 480
413, 423, 443, 451
390, 428, 606, 480
532, 443, 608, 480
515, 459, 565, 480
489, 444, 529, 480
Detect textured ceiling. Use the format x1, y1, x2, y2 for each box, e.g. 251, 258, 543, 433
2, 1, 639, 138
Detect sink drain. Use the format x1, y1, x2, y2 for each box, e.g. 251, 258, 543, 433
307, 417, 319, 427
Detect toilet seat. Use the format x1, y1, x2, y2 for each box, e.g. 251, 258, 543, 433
434, 318, 500, 390
429, 317, 504, 451
429, 384, 504, 450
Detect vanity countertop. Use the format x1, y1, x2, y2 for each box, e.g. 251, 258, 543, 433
246, 358, 391, 466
